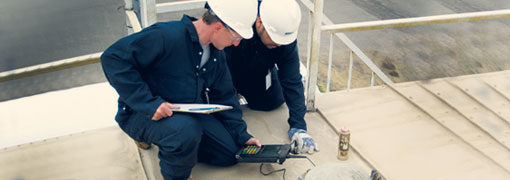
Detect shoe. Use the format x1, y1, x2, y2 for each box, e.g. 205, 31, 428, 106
133, 140, 151, 150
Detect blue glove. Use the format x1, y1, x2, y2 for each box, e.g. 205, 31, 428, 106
288, 128, 319, 154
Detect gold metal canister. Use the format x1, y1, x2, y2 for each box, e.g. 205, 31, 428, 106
338, 127, 350, 160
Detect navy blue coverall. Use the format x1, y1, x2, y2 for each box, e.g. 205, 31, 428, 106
225, 26, 307, 131
101, 15, 252, 180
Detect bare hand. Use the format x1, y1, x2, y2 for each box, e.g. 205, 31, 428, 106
151, 102, 180, 121
244, 137, 262, 147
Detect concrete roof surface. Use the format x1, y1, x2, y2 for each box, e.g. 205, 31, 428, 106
2, 70, 510, 179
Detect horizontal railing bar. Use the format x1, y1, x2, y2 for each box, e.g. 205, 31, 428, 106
156, 0, 205, 14
0, 8, 144, 83
0, 52, 102, 83
322, 9, 510, 33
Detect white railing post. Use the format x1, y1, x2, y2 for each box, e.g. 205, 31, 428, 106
347, 50, 353, 90
371, 72, 375, 86
304, 10, 313, 98
124, 0, 133, 34
305, 0, 324, 111
139, 0, 157, 28
326, 32, 334, 92
126, 10, 142, 34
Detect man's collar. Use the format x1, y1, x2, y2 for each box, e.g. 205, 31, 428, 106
181, 15, 200, 43
182, 15, 221, 54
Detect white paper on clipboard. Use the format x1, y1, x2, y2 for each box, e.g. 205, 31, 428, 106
171, 104, 233, 114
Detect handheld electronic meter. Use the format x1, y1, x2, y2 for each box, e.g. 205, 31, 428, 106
235, 144, 305, 164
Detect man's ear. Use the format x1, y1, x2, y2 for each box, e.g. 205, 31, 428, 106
213, 21, 223, 32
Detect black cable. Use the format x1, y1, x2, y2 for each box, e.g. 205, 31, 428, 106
302, 156, 316, 177
286, 155, 317, 167
305, 156, 316, 167
258, 156, 317, 180
259, 163, 286, 180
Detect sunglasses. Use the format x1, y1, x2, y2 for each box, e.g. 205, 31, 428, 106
220, 20, 242, 42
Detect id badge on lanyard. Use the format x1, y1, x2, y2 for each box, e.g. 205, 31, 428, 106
265, 69, 271, 90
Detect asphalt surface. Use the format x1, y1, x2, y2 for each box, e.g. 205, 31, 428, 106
0, 0, 126, 101
1, 0, 510, 101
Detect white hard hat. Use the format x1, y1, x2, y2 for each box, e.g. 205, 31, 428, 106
207, 0, 258, 39
259, 0, 302, 45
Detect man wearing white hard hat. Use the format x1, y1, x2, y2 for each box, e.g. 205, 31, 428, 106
226, 0, 319, 154
101, 0, 260, 179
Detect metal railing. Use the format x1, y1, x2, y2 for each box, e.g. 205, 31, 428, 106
1, 0, 510, 114
302, 0, 510, 110
0, 53, 102, 83
321, 9, 510, 33
0, 6, 144, 84
318, 8, 510, 93
298, 0, 394, 111
0, 0, 190, 83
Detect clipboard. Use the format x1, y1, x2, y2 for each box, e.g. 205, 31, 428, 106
172, 104, 233, 114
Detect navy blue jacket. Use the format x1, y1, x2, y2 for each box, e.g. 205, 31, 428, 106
225, 27, 307, 130
101, 15, 252, 146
